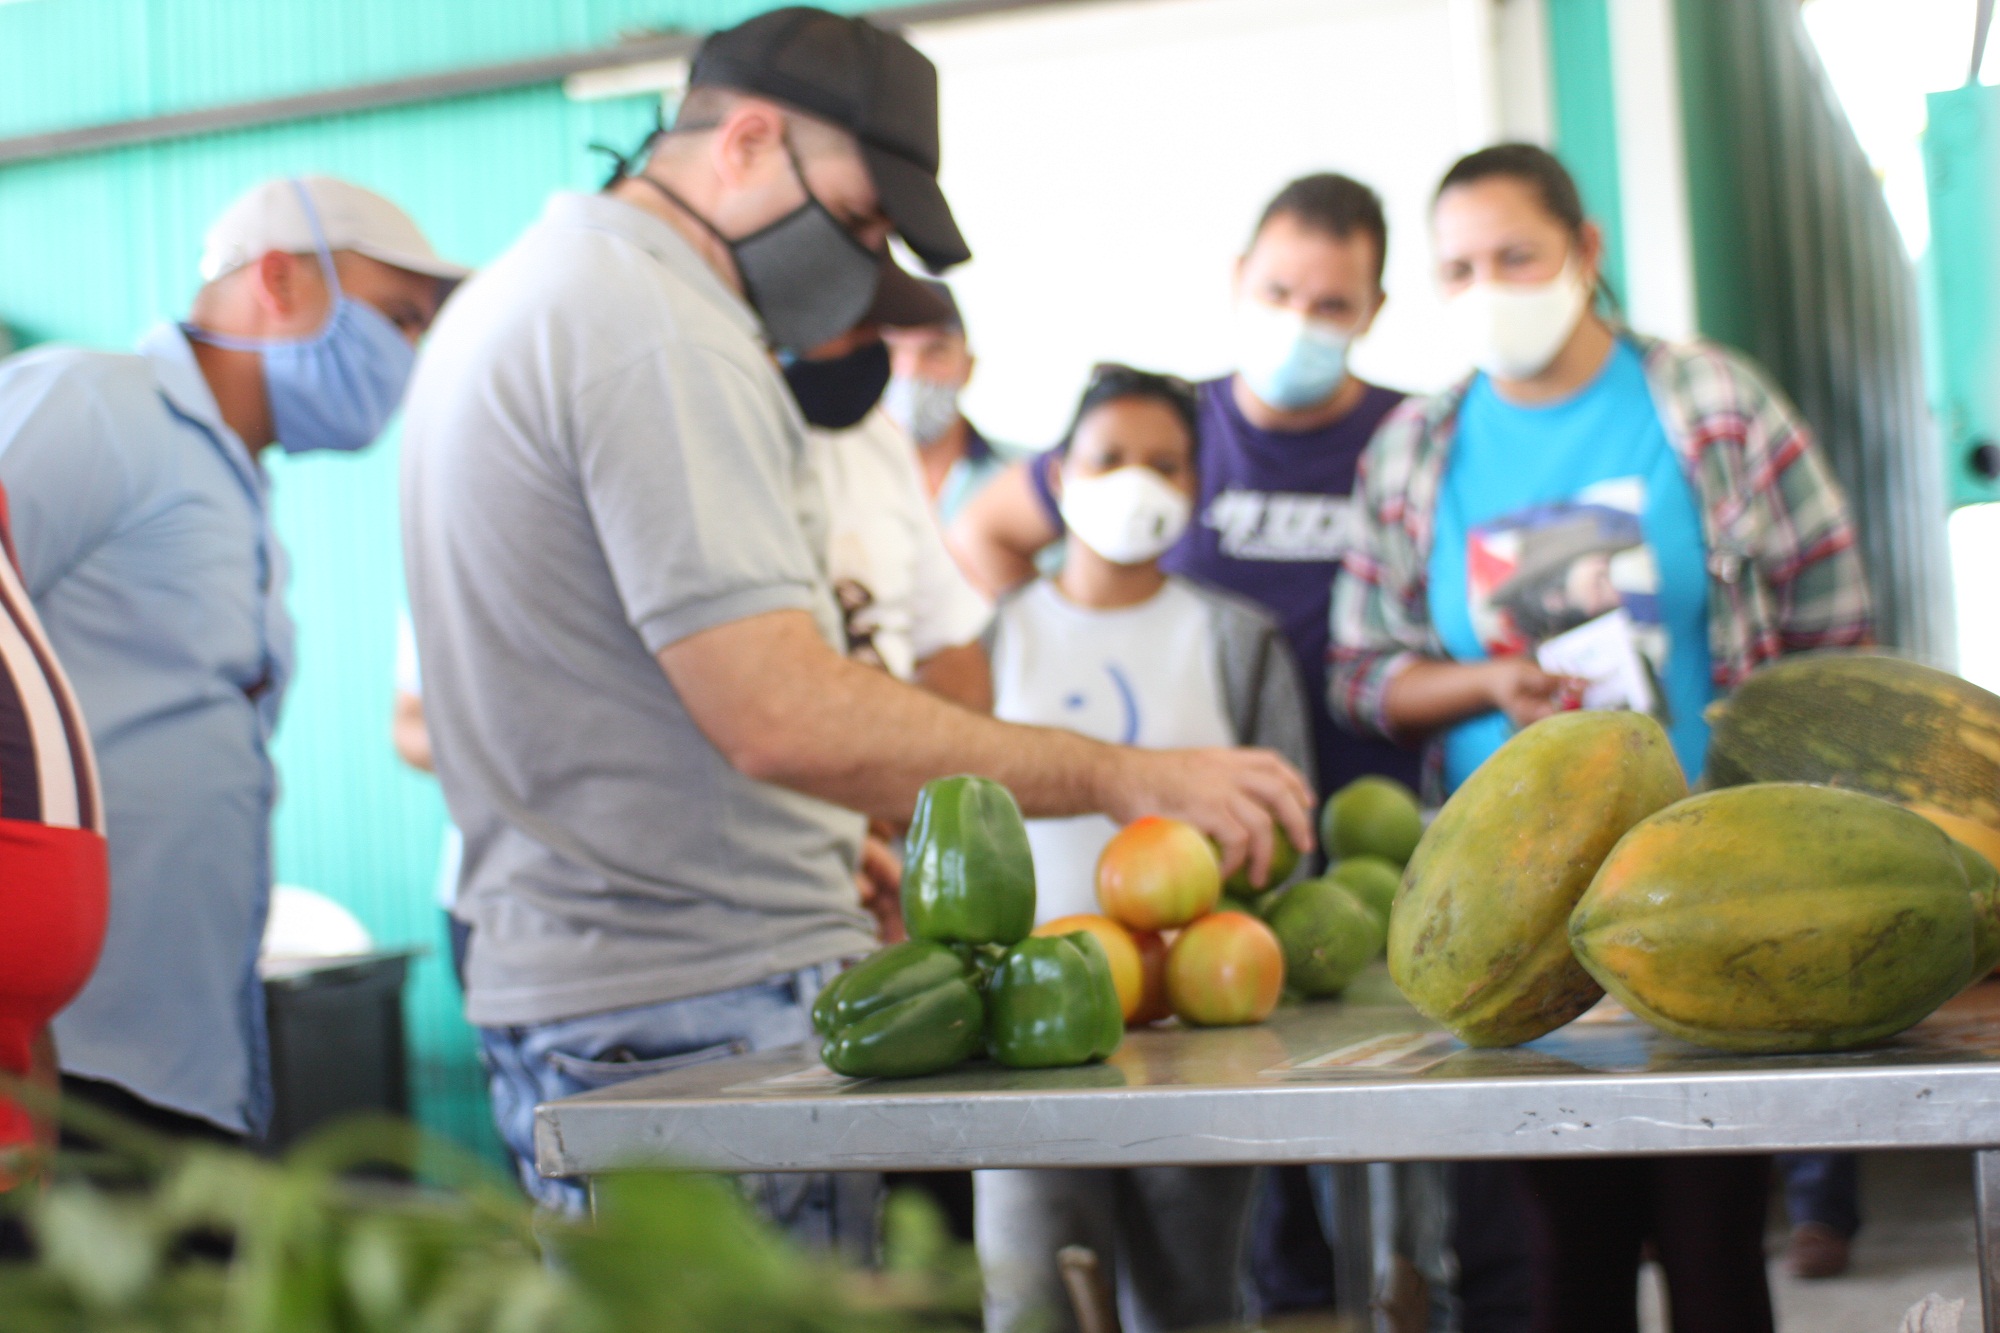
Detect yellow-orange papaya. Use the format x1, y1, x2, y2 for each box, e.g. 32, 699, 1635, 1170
1570, 784, 1976, 1053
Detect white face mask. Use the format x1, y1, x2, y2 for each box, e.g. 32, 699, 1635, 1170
1234, 299, 1353, 411
1058, 465, 1193, 566
1442, 256, 1591, 381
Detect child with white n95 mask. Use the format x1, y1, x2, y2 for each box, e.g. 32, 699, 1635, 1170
976, 363, 1315, 1333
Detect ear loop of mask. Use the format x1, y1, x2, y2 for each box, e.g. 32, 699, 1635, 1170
189, 179, 346, 354
624, 131, 878, 269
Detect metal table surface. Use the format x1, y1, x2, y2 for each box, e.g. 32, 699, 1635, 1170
537, 968, 2000, 1327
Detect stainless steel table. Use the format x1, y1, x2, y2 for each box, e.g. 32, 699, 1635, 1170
538, 968, 2000, 1328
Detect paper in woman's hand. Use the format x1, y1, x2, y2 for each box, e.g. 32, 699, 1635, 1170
1534, 608, 1657, 714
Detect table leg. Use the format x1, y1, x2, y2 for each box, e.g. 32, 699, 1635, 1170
1368, 1162, 1397, 1333
1978, 1150, 2000, 1333
1325, 1163, 1376, 1326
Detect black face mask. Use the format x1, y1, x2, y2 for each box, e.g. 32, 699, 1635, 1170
782, 338, 892, 430
629, 141, 881, 355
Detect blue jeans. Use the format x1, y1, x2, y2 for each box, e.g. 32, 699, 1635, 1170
479, 962, 869, 1242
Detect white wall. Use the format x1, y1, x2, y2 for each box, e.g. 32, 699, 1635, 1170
1608, 0, 1697, 340
910, 0, 1542, 449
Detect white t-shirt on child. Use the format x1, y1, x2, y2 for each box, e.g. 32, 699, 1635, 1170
991, 577, 1235, 922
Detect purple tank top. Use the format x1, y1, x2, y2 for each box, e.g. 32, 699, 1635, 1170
1031, 376, 1418, 797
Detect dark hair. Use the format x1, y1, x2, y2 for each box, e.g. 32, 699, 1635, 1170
1434, 143, 1586, 235
1249, 173, 1389, 287
1433, 143, 1620, 312
1057, 363, 1201, 460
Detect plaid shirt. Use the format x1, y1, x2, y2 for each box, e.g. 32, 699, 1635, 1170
1329, 333, 1872, 792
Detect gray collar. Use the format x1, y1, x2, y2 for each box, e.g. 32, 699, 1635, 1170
541, 191, 763, 344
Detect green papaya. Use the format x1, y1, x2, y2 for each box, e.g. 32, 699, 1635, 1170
1957, 839, 2000, 981
1703, 651, 2000, 832
1570, 784, 1977, 1053
1389, 711, 1687, 1047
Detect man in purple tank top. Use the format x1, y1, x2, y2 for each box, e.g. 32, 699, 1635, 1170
948, 174, 1420, 800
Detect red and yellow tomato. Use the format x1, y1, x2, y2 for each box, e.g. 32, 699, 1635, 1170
1130, 927, 1172, 1025
1097, 817, 1222, 931
1166, 911, 1285, 1026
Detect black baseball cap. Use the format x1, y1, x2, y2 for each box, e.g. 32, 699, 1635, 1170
909, 278, 962, 332
864, 257, 954, 327
688, 6, 971, 272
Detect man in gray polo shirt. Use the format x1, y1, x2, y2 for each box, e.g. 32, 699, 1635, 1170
402, 6, 1313, 1218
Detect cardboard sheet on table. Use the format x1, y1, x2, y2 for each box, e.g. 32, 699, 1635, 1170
722, 1064, 873, 1096
1262, 1030, 1462, 1080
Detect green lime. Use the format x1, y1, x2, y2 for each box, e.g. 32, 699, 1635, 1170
1321, 777, 1423, 866
1221, 884, 1292, 923
1328, 855, 1402, 932
1269, 879, 1385, 998
1218, 821, 1301, 897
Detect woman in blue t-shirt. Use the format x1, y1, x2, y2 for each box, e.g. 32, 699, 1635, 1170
1331, 145, 1874, 1332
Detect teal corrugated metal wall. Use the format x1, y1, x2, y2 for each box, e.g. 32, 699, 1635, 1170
1674, 0, 1954, 667
0, 0, 909, 1161
1543, 0, 1628, 307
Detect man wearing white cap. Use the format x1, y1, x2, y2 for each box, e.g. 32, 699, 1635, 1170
0, 174, 465, 1141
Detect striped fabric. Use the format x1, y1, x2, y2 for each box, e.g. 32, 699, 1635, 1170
1328, 334, 1873, 795
0, 489, 101, 834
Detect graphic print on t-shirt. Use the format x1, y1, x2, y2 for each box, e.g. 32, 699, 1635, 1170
1201, 489, 1359, 563
1056, 665, 1144, 745
1465, 476, 1668, 708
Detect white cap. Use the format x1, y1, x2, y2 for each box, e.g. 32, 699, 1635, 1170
199, 175, 470, 284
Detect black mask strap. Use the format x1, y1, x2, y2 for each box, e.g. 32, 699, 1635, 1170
626, 170, 740, 254
590, 105, 668, 190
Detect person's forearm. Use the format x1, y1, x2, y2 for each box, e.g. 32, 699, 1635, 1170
664, 611, 1317, 879
1382, 657, 1498, 735
392, 692, 435, 772
945, 526, 1037, 599
944, 463, 1056, 597
913, 642, 993, 714
662, 612, 1117, 821
753, 656, 1121, 820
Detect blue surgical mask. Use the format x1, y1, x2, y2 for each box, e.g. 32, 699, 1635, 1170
189, 180, 416, 455
1234, 299, 1352, 412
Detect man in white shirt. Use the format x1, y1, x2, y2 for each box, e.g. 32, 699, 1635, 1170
793, 300, 994, 712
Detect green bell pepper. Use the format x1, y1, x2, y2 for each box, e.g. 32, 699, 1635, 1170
816, 940, 986, 1079
902, 775, 1037, 946
985, 932, 1125, 1069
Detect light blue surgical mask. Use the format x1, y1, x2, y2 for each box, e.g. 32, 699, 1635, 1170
189, 180, 416, 455
1233, 299, 1353, 412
